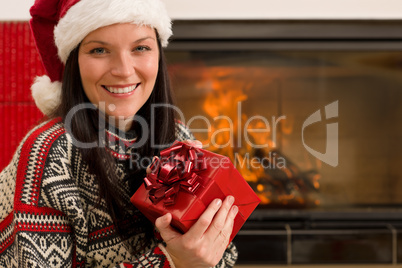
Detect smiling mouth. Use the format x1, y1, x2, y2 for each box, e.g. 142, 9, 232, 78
102, 84, 140, 94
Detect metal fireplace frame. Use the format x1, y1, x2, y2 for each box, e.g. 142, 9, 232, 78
164, 20, 402, 265
167, 20, 402, 51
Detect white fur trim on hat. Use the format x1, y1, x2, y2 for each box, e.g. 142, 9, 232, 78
31, 75, 62, 116
54, 0, 172, 64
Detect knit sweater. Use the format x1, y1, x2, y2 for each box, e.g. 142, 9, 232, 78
0, 118, 238, 268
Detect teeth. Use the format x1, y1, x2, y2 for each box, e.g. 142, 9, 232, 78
105, 84, 138, 94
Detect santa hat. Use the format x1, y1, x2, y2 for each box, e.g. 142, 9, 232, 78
29, 0, 172, 116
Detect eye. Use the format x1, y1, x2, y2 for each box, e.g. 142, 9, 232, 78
89, 48, 107, 55
134, 46, 151, 52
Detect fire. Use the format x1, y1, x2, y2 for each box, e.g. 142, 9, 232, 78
190, 66, 321, 207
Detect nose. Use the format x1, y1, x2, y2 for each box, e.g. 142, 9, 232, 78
110, 52, 135, 78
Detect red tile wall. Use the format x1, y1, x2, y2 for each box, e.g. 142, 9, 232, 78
0, 22, 45, 170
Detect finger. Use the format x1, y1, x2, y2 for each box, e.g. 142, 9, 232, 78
207, 205, 238, 265
146, 156, 159, 174
186, 198, 222, 240
204, 196, 235, 241
192, 140, 203, 148
155, 213, 181, 243
215, 205, 238, 246
183, 139, 203, 148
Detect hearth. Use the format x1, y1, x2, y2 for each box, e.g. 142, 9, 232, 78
164, 20, 402, 265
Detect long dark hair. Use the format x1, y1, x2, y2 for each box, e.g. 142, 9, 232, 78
51, 34, 176, 251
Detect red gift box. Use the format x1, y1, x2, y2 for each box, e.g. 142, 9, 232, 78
130, 141, 260, 243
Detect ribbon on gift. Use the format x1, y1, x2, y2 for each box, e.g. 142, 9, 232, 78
144, 141, 207, 206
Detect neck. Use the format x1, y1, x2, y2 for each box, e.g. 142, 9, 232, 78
108, 116, 134, 132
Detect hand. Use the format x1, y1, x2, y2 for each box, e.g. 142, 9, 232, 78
155, 196, 238, 268
180, 139, 203, 148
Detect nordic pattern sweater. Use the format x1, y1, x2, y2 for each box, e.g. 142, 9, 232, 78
0, 118, 238, 267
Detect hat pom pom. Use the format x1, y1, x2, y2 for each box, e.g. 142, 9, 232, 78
31, 75, 62, 116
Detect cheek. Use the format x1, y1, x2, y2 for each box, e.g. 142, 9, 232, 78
141, 56, 159, 80
79, 58, 97, 85
78, 57, 105, 101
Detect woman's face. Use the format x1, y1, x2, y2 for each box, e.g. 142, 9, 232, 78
78, 23, 159, 130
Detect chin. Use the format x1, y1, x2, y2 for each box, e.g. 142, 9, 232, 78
106, 107, 137, 117
109, 113, 136, 120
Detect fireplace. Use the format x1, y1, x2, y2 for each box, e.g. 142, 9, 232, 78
164, 20, 402, 265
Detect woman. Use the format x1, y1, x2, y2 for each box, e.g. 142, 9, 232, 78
0, 0, 238, 267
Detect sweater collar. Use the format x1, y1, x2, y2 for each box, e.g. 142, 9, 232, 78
105, 125, 137, 160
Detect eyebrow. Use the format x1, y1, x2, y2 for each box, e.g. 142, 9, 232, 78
81, 36, 156, 47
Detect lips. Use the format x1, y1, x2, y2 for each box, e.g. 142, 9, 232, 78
102, 84, 140, 94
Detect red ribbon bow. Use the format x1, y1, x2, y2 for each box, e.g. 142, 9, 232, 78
144, 141, 207, 206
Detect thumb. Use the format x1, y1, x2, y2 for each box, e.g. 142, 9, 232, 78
146, 156, 159, 174
155, 213, 180, 243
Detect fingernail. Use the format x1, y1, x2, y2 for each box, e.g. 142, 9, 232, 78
164, 213, 170, 223
227, 196, 234, 205
215, 199, 222, 207
232, 205, 238, 215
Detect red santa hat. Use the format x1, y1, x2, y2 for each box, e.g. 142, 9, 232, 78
29, 0, 172, 116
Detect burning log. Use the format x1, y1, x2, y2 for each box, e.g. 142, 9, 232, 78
248, 149, 320, 208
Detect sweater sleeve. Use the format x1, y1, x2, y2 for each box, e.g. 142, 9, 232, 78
213, 243, 238, 268
174, 120, 195, 142
116, 243, 238, 268
0, 119, 79, 267
114, 244, 175, 268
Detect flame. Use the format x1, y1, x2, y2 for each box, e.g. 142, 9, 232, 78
178, 65, 321, 207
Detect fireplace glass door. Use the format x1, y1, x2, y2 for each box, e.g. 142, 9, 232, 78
165, 49, 402, 210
